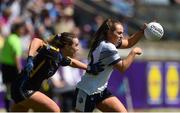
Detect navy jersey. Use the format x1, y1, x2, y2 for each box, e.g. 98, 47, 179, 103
11, 45, 71, 103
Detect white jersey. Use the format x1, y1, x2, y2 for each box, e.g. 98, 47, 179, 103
77, 41, 121, 95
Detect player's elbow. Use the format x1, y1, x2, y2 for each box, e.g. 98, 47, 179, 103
118, 67, 127, 73
114, 61, 128, 73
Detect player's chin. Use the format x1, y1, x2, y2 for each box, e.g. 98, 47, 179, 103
115, 42, 120, 47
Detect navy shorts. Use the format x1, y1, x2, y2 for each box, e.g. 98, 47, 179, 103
11, 74, 35, 103
73, 88, 113, 112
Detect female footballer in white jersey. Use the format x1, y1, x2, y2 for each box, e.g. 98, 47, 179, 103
73, 18, 146, 112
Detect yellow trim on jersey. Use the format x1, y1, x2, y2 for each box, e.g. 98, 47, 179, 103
30, 60, 46, 78
49, 45, 59, 52
44, 44, 60, 52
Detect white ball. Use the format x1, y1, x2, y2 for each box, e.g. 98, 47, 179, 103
144, 22, 164, 40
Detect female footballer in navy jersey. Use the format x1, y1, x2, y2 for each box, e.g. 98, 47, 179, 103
74, 19, 146, 112
10, 32, 103, 112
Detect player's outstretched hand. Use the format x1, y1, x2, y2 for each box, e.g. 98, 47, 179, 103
141, 23, 148, 31
87, 61, 105, 75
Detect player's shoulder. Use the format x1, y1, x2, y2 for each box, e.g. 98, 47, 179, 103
101, 41, 117, 51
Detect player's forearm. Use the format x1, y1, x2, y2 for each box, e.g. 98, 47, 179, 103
121, 51, 136, 72
127, 30, 144, 47
70, 58, 87, 70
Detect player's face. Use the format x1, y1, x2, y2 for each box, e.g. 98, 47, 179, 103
66, 38, 79, 57
108, 23, 124, 46
109, 23, 124, 46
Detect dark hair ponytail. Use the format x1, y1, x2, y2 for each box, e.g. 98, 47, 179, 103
48, 32, 77, 48
88, 18, 121, 58
88, 19, 109, 58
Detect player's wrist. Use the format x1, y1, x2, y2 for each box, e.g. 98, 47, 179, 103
139, 28, 144, 34
27, 56, 34, 60
138, 24, 148, 35
141, 29, 144, 33
27, 56, 34, 64
86, 65, 90, 71
86, 65, 97, 75
86, 65, 93, 73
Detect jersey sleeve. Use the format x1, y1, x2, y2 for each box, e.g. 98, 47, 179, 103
100, 43, 121, 66
60, 57, 72, 66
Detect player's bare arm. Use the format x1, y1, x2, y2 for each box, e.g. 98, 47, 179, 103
28, 38, 44, 57
120, 31, 144, 49
69, 57, 87, 70
114, 47, 142, 73
119, 24, 147, 49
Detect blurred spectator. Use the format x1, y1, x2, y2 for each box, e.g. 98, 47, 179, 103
50, 66, 84, 112
170, 0, 180, 4
138, 0, 170, 5
54, 6, 75, 34
0, 8, 12, 37
61, 0, 74, 6
79, 24, 92, 49
91, 15, 104, 34
39, 9, 55, 39
110, 0, 135, 17
78, 15, 104, 49
8, 0, 21, 24
0, 35, 4, 50
45, 0, 62, 22
0, 0, 21, 37
0, 21, 26, 112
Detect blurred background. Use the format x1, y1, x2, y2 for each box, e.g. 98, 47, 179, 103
0, 0, 180, 112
